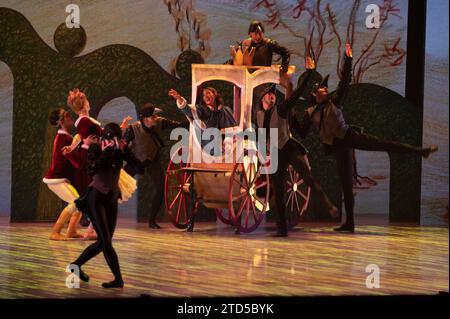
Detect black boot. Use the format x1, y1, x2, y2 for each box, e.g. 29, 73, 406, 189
70, 264, 89, 282
273, 221, 288, 237
186, 218, 194, 232
148, 220, 161, 229
334, 223, 355, 233
102, 276, 124, 288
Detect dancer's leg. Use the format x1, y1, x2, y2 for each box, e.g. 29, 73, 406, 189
287, 143, 338, 217
47, 182, 80, 240
343, 129, 437, 157
333, 145, 355, 232
148, 159, 164, 228
101, 190, 123, 288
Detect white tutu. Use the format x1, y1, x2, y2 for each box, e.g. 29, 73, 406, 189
118, 168, 137, 203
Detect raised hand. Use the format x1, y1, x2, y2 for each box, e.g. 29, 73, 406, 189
305, 56, 316, 70
345, 43, 353, 58
62, 145, 72, 155
168, 89, 183, 103
83, 135, 98, 147
120, 116, 132, 129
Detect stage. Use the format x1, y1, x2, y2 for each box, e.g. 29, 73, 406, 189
0, 216, 447, 298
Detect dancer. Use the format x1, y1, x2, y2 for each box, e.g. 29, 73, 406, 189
43, 108, 95, 240
64, 88, 137, 203
71, 123, 135, 288
256, 71, 338, 237
295, 44, 438, 232
240, 20, 292, 121
121, 103, 188, 229
241, 20, 290, 73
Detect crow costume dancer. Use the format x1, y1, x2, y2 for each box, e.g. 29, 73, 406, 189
43, 108, 94, 240
71, 123, 136, 288
122, 103, 188, 229
295, 44, 438, 233
256, 74, 338, 237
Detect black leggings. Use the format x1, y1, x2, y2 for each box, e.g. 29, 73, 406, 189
332, 129, 424, 225
124, 157, 164, 223
73, 187, 121, 280
273, 141, 334, 227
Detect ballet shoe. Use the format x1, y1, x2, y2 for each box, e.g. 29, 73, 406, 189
102, 277, 124, 288
49, 232, 67, 241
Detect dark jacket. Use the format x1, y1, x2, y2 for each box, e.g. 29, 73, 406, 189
87, 142, 134, 194
256, 75, 309, 151
249, 38, 291, 72
294, 55, 353, 145
124, 117, 187, 163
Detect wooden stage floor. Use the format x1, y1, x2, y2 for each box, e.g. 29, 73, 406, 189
0, 216, 448, 298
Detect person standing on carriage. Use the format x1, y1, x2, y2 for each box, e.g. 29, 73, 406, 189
293, 44, 438, 233
121, 103, 188, 229
257, 64, 339, 237
240, 20, 292, 121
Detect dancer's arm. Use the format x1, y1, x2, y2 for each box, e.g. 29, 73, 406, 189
65, 135, 96, 168
161, 117, 190, 130
269, 39, 291, 73
278, 57, 315, 117
333, 44, 353, 108
168, 89, 195, 120
62, 134, 82, 154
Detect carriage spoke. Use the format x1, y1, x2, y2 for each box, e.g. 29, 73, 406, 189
184, 173, 192, 184
296, 189, 309, 201
233, 177, 248, 191
244, 199, 250, 228
176, 194, 183, 222
294, 193, 300, 212
289, 167, 294, 184
294, 194, 300, 214
237, 196, 248, 218
249, 196, 258, 222
254, 181, 268, 190
169, 190, 182, 210
231, 192, 247, 202
286, 190, 293, 207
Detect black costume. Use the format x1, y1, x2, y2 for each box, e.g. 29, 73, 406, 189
295, 54, 434, 232
256, 82, 335, 237
249, 37, 291, 121
124, 110, 187, 228
72, 123, 134, 288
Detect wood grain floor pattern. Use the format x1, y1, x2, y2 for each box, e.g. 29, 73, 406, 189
0, 217, 447, 298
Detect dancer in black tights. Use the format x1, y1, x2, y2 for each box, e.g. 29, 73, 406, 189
71, 123, 134, 288
294, 44, 438, 233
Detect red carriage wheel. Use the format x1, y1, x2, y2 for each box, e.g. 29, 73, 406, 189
228, 155, 270, 233
285, 156, 311, 228
164, 147, 195, 229
215, 209, 233, 225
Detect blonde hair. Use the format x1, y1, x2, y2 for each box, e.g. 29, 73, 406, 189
67, 88, 87, 113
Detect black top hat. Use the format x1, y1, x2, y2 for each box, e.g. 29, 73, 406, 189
139, 103, 162, 118
248, 20, 264, 34
260, 83, 277, 98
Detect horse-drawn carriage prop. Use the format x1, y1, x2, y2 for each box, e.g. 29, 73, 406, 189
164, 64, 311, 233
